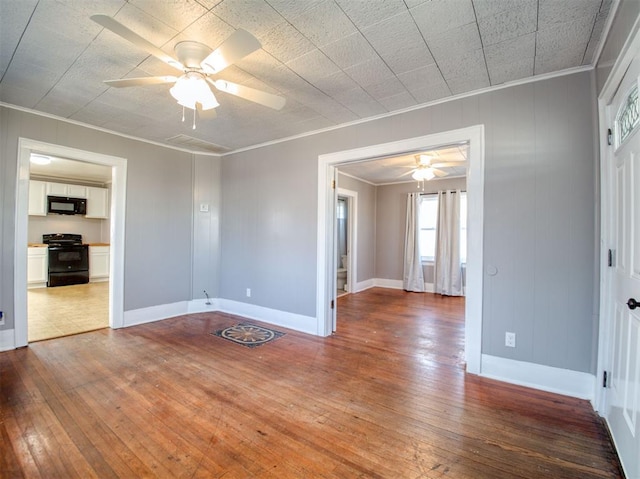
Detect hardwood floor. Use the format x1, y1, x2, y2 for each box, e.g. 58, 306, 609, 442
27, 282, 109, 342
1, 288, 621, 478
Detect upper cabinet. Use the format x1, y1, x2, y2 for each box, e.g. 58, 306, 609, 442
47, 182, 87, 198
29, 180, 109, 218
85, 186, 109, 219
28, 180, 47, 216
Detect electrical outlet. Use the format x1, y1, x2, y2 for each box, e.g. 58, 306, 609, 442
246, 288, 251, 298
505, 332, 516, 348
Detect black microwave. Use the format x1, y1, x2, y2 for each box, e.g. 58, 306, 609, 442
47, 196, 87, 215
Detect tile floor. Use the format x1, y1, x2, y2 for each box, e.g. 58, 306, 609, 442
27, 282, 109, 342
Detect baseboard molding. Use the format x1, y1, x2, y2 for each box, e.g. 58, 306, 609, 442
355, 278, 435, 293
355, 278, 375, 292
123, 301, 189, 327
217, 299, 317, 335
0, 329, 15, 351
480, 354, 596, 402
187, 298, 220, 314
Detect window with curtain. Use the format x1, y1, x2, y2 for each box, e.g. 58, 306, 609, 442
419, 192, 467, 262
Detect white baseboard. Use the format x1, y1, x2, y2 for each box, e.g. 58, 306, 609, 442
480, 354, 596, 402
0, 329, 15, 351
187, 298, 220, 314
355, 278, 435, 293
355, 278, 375, 292
374, 278, 403, 289
217, 299, 317, 335
123, 301, 189, 327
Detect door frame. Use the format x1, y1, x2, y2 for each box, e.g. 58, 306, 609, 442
595, 15, 640, 413
337, 187, 358, 297
13, 138, 127, 347
316, 125, 485, 374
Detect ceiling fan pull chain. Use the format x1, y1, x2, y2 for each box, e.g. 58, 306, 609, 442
181, 106, 185, 123
193, 108, 197, 130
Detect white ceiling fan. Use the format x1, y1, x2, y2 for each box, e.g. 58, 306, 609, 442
406, 154, 467, 181
90, 15, 286, 119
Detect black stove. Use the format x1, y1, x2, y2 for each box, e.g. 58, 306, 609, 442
43, 234, 89, 287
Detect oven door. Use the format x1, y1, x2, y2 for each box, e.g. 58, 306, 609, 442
47, 245, 89, 287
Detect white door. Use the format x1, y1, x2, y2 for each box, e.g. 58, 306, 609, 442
604, 53, 640, 479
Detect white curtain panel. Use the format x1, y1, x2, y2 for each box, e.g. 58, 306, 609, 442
403, 192, 425, 292
435, 189, 464, 296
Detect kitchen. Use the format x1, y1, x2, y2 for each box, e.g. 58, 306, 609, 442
27, 154, 112, 341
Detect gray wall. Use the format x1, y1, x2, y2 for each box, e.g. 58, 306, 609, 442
0, 106, 219, 329
221, 71, 598, 374
336, 173, 376, 284
375, 177, 466, 283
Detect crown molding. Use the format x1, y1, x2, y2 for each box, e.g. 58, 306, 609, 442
0, 102, 221, 158
223, 65, 594, 157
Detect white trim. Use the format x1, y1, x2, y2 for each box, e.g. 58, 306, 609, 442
227, 67, 590, 156
0, 102, 221, 158
591, 0, 621, 66
318, 125, 484, 374
216, 299, 317, 335
373, 278, 404, 290
14, 139, 127, 347
3, 66, 592, 161
595, 8, 640, 413
187, 298, 220, 314
0, 329, 15, 351
354, 278, 375, 292
354, 278, 435, 292
481, 354, 597, 402
123, 301, 189, 327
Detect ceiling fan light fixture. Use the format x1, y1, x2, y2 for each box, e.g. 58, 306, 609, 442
170, 72, 218, 110
416, 154, 433, 165
412, 167, 435, 181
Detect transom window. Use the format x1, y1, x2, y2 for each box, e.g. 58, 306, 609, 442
616, 83, 640, 147
419, 192, 467, 263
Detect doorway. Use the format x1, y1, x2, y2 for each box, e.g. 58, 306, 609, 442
27, 155, 112, 341
14, 139, 127, 348
596, 26, 640, 478
317, 126, 485, 374
336, 188, 357, 298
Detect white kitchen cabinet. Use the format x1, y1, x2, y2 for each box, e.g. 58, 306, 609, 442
46, 182, 87, 198
27, 247, 48, 288
85, 186, 109, 219
28, 180, 47, 216
89, 246, 110, 282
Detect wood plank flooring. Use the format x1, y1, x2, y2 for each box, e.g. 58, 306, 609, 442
1, 288, 622, 478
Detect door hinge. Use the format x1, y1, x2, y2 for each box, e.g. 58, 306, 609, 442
330, 299, 335, 309
607, 128, 612, 146
608, 249, 614, 267
603, 370, 609, 388
332, 180, 336, 189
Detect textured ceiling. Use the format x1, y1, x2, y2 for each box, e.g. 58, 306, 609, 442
339, 143, 469, 185
1, 0, 613, 155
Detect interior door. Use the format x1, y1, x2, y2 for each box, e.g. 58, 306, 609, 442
604, 54, 640, 479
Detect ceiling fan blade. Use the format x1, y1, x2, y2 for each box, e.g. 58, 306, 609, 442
432, 168, 449, 178
90, 15, 184, 71
211, 79, 286, 110
430, 161, 468, 168
104, 76, 177, 88
196, 102, 217, 119
200, 29, 261, 74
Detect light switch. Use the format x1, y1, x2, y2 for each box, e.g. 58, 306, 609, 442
199, 203, 209, 212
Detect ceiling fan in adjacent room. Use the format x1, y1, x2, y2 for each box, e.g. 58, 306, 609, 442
90, 15, 286, 127
405, 145, 469, 182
